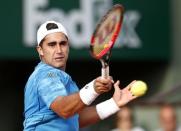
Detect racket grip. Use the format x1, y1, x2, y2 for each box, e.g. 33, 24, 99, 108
101, 66, 109, 78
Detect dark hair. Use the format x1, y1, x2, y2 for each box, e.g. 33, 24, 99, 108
46, 23, 58, 30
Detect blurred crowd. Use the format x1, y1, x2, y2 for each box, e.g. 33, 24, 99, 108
110, 104, 181, 131
111, 106, 145, 131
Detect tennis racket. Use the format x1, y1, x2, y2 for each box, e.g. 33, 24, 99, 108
90, 4, 124, 78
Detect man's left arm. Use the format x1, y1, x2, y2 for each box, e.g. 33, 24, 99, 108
79, 80, 138, 128
79, 106, 100, 128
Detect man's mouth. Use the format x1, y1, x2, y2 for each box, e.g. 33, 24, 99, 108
55, 56, 64, 61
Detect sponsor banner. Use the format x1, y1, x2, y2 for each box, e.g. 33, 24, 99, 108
0, 0, 170, 60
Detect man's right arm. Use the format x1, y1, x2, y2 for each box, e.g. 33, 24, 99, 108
50, 77, 113, 118
50, 93, 85, 118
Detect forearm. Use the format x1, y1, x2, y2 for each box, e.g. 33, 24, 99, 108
50, 92, 85, 118
50, 81, 99, 118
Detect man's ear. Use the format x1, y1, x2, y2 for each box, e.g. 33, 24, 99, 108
36, 46, 44, 56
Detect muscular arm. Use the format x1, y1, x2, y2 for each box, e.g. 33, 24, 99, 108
50, 77, 113, 119
79, 106, 100, 128
50, 92, 85, 118
51, 95, 101, 127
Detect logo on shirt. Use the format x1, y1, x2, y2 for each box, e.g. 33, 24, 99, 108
47, 72, 57, 78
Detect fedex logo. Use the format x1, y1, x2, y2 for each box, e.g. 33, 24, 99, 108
23, 0, 141, 48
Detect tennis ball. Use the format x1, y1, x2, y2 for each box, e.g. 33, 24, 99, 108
130, 80, 147, 97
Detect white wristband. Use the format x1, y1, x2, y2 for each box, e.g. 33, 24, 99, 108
79, 80, 99, 105
96, 98, 120, 120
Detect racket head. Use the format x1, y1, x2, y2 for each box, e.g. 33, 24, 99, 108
90, 4, 124, 59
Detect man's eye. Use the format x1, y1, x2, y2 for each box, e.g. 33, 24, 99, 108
60, 41, 68, 46
48, 43, 56, 46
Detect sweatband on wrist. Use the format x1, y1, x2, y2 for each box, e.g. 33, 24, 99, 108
96, 98, 120, 120
79, 80, 99, 105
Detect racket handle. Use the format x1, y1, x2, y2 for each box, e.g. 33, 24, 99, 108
101, 66, 109, 78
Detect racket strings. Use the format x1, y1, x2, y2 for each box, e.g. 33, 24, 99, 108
90, 4, 124, 59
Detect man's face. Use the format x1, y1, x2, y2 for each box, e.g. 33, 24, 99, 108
37, 32, 69, 70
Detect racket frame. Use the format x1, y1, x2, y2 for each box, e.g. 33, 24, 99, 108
90, 4, 124, 78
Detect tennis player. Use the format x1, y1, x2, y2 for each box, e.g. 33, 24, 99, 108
23, 20, 137, 131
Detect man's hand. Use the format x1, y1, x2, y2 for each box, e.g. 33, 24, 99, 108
112, 80, 137, 107
94, 76, 114, 94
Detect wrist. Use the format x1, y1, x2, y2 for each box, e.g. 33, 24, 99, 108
79, 80, 99, 105
96, 98, 120, 120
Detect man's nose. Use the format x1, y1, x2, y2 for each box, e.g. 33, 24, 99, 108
56, 44, 62, 53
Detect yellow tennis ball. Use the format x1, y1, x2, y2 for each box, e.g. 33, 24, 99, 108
130, 80, 148, 97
